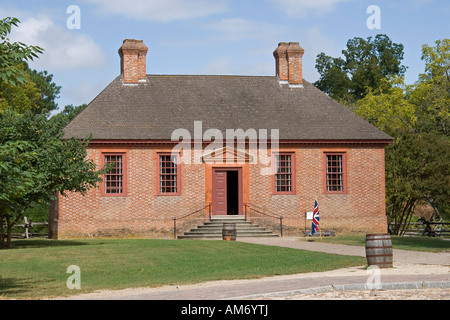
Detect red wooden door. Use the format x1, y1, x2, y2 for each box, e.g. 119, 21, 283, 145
212, 170, 227, 215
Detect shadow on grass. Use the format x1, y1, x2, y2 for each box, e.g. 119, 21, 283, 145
0, 276, 63, 299
9, 239, 90, 249
0, 276, 36, 297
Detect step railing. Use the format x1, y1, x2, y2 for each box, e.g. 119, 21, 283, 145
173, 203, 212, 239
244, 203, 283, 237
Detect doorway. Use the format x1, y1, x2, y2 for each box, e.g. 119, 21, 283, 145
226, 171, 239, 215
212, 168, 242, 215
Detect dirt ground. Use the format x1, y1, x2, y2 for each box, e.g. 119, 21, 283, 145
276, 288, 450, 300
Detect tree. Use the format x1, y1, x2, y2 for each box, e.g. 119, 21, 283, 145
0, 17, 106, 248
52, 103, 88, 124
0, 110, 105, 248
354, 38, 450, 232
354, 76, 417, 132
409, 39, 450, 135
314, 53, 352, 102
0, 63, 42, 113
0, 17, 43, 87
0, 140, 39, 246
386, 128, 449, 235
26, 64, 61, 114
314, 34, 406, 103
1, 18, 60, 115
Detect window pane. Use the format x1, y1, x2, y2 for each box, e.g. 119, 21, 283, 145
326, 154, 343, 192
105, 155, 124, 194
160, 155, 178, 193
275, 154, 293, 193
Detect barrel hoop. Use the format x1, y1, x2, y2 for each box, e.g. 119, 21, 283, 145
366, 236, 391, 238
367, 254, 393, 257
366, 247, 392, 249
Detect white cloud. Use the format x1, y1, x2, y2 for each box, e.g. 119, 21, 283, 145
9, 16, 106, 71
269, 0, 353, 17
85, 0, 228, 22
302, 27, 340, 60
207, 18, 286, 41
61, 77, 110, 107
199, 22, 340, 79
300, 27, 341, 82
199, 57, 273, 76
200, 57, 234, 74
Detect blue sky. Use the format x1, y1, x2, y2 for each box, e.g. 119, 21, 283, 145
1, 0, 449, 110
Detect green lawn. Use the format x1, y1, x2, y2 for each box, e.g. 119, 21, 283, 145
302, 234, 450, 253
0, 238, 365, 299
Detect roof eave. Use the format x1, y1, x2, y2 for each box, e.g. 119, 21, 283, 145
86, 138, 393, 146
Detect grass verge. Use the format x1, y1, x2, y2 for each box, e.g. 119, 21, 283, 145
0, 238, 365, 300
302, 234, 450, 253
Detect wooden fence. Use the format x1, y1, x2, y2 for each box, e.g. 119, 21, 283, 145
389, 221, 450, 237
9, 217, 49, 239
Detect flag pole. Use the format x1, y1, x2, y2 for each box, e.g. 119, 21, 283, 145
311, 198, 322, 241
316, 198, 322, 241
319, 222, 322, 241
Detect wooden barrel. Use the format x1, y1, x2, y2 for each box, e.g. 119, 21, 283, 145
365, 233, 393, 268
222, 223, 236, 241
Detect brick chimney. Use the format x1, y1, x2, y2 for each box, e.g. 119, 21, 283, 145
274, 42, 304, 87
118, 39, 148, 84
273, 42, 289, 83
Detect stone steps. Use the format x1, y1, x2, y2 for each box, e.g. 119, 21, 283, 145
178, 216, 279, 239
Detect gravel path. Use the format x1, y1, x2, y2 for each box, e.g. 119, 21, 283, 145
238, 237, 450, 265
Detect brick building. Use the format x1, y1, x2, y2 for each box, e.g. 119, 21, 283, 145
57, 39, 392, 238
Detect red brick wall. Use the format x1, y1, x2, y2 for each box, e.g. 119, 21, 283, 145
58, 146, 205, 238
58, 144, 387, 238
249, 146, 387, 234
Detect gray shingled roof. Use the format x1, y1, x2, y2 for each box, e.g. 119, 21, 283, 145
63, 75, 392, 141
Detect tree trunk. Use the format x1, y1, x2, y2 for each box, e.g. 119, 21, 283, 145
0, 215, 5, 249
5, 215, 12, 249
388, 203, 402, 235
388, 199, 418, 235
2, 209, 26, 249
48, 193, 59, 239
427, 198, 442, 222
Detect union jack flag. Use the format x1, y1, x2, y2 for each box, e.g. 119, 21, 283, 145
310, 199, 320, 236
